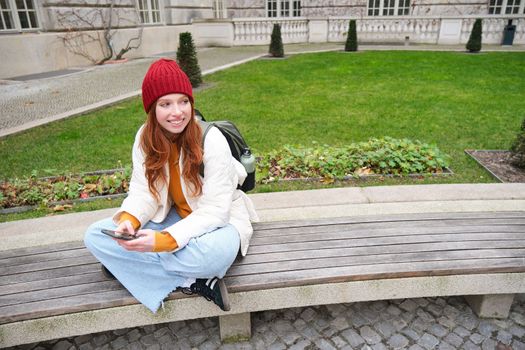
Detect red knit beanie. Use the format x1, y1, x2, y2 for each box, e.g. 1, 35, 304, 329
141, 58, 193, 113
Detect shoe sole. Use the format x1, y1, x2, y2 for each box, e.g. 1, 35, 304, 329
101, 265, 116, 280
218, 279, 231, 311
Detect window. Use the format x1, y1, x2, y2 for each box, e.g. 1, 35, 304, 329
368, 0, 410, 16
382, 0, 395, 15
280, 0, 289, 17
504, 0, 521, 13
268, 0, 277, 17
488, 0, 524, 14
267, 0, 301, 17
368, 0, 380, 16
292, 0, 301, 16
212, 0, 226, 19
0, 0, 39, 31
489, 0, 504, 14
138, 0, 161, 24
398, 0, 410, 15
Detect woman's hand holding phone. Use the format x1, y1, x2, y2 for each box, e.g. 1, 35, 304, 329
117, 229, 156, 252
105, 219, 156, 252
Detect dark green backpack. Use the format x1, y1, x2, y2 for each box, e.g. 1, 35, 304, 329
196, 110, 255, 192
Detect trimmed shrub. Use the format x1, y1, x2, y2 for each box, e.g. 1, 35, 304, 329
269, 23, 284, 57
510, 118, 525, 169
345, 20, 358, 52
466, 19, 482, 53
176, 32, 202, 87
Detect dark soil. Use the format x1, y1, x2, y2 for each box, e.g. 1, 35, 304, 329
466, 150, 525, 183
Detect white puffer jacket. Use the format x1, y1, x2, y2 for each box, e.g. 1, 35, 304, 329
113, 124, 259, 256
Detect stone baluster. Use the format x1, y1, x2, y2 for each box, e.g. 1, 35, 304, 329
239, 22, 245, 42
462, 18, 473, 42
328, 19, 334, 40
432, 18, 438, 40
233, 22, 239, 42
338, 20, 345, 40
420, 19, 427, 41
517, 18, 525, 41
251, 21, 257, 43
483, 19, 491, 41
257, 21, 264, 42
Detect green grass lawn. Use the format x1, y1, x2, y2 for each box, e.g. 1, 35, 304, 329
1, 50, 524, 221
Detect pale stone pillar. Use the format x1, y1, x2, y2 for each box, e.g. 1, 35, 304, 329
219, 312, 252, 342
438, 19, 463, 44
465, 294, 515, 319
308, 18, 329, 43
192, 19, 234, 47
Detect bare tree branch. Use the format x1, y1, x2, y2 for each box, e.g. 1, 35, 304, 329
58, 0, 143, 65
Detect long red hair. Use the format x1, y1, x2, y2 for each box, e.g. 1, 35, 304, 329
140, 101, 203, 200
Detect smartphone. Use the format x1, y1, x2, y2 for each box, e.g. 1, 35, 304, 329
101, 229, 137, 241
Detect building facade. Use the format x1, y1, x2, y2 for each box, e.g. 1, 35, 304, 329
1, 0, 524, 78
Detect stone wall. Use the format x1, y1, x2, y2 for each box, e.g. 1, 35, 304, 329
39, 0, 213, 31
41, 0, 138, 31
164, 0, 214, 24
225, 0, 491, 18
0, 24, 191, 79
226, 0, 265, 17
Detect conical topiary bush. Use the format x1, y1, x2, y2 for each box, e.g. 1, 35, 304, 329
269, 23, 284, 57
345, 20, 358, 51
466, 19, 482, 53
176, 32, 202, 87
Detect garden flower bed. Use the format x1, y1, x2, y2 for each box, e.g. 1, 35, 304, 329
0, 167, 131, 213
1, 137, 451, 214
258, 137, 451, 184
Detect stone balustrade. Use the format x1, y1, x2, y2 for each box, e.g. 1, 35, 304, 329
329, 15, 525, 44
221, 15, 525, 46
232, 18, 309, 45
460, 16, 525, 44
329, 17, 441, 44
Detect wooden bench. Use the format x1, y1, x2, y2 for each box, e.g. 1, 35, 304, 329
1, 211, 524, 347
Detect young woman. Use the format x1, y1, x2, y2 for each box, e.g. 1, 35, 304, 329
84, 58, 258, 313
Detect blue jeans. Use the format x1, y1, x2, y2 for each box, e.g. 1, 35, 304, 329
84, 208, 240, 313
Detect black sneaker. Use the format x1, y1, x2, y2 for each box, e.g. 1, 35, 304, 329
101, 265, 116, 280
181, 277, 231, 311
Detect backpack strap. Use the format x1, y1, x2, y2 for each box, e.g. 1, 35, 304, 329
198, 120, 213, 177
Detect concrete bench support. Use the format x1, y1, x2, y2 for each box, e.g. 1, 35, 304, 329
465, 294, 515, 318
219, 313, 251, 342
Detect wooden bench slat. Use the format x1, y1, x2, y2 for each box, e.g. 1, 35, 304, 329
0, 271, 106, 296
0, 255, 98, 276
228, 248, 525, 277
254, 220, 525, 238
253, 212, 525, 231
247, 236, 525, 254
0, 248, 92, 268
224, 258, 525, 291
250, 228, 524, 246
0, 289, 138, 324
3, 258, 523, 325
0, 280, 122, 307
237, 242, 525, 265
6, 246, 523, 304
0, 241, 85, 260
0, 263, 100, 286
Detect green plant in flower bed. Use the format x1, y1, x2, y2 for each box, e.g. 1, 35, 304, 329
0, 166, 132, 209
258, 137, 449, 183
